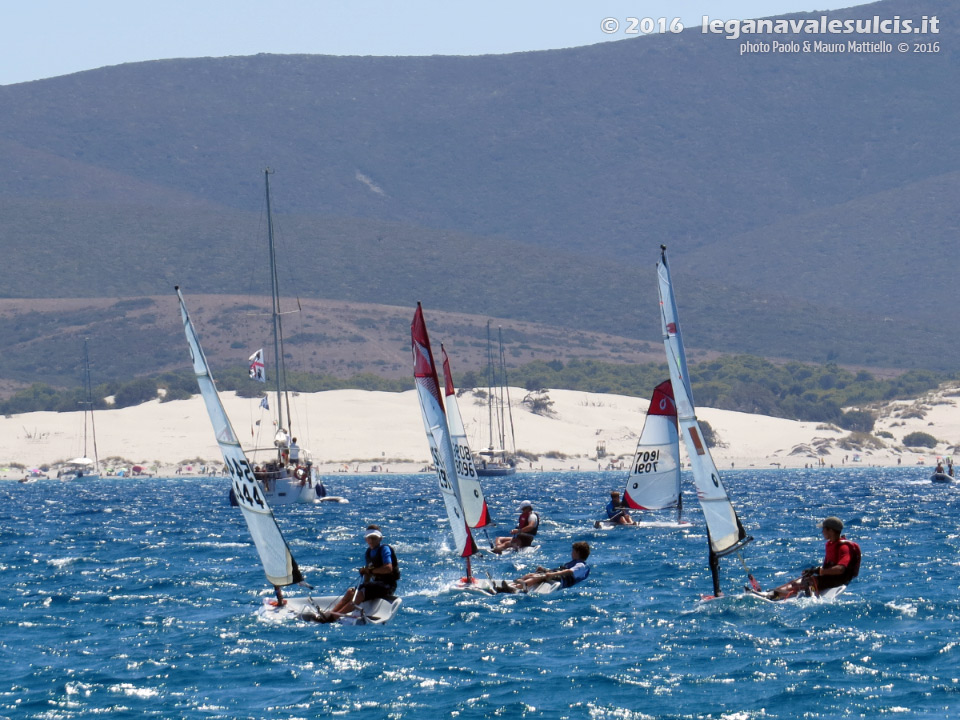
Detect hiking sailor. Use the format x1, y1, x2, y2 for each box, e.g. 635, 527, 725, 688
763, 516, 860, 600
492, 500, 540, 553
313, 525, 399, 621
496, 541, 591, 593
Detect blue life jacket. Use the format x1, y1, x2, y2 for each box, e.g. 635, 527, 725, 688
559, 560, 590, 588
365, 544, 400, 587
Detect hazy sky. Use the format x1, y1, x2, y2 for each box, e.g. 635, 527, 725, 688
2, 0, 860, 86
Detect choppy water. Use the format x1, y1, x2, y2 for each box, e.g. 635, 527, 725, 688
1, 469, 958, 719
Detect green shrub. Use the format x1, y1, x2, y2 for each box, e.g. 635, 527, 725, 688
903, 431, 937, 448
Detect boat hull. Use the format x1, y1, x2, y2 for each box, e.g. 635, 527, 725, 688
259, 595, 402, 625
58, 471, 100, 481
476, 466, 516, 477
931, 473, 953, 483
739, 584, 847, 604
595, 519, 691, 530
229, 469, 329, 505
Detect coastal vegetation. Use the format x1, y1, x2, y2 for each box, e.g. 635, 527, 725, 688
1, 354, 949, 427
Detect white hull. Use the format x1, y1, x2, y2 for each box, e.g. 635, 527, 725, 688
232, 468, 333, 505
258, 595, 402, 625
58, 471, 100, 481
742, 584, 847, 604
262, 476, 322, 505
464, 579, 563, 596
481, 544, 540, 556
702, 584, 848, 605
595, 519, 691, 530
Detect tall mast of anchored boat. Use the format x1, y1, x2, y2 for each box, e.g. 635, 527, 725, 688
81, 338, 99, 470
486, 320, 495, 452
264, 169, 290, 440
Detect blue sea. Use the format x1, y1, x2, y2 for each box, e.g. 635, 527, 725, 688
2, 468, 957, 719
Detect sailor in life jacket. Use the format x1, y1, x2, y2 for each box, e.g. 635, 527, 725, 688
493, 500, 540, 553
314, 525, 399, 622
767, 516, 861, 600
499, 541, 591, 593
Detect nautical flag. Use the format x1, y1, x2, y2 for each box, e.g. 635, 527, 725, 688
249, 349, 265, 382
259, 396, 269, 410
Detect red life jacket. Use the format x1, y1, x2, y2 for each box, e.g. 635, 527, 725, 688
836, 538, 861, 583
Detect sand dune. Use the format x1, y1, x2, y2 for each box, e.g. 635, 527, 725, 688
2, 385, 956, 478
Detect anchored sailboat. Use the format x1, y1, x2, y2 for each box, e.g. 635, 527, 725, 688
601, 379, 690, 529
58, 340, 100, 481
657, 246, 755, 597
476, 322, 517, 477
232, 169, 325, 505
412, 304, 490, 588
178, 286, 398, 624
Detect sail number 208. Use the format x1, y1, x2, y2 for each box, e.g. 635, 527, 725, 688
634, 449, 660, 474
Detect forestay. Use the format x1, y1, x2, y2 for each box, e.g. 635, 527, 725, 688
656, 248, 750, 561
624, 380, 681, 515
441, 345, 493, 529
411, 304, 478, 558
177, 287, 303, 588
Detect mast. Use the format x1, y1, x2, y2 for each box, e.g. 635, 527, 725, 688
485, 320, 494, 452
81, 339, 99, 470
498, 326, 516, 456
264, 169, 291, 453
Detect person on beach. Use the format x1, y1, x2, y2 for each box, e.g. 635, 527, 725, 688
492, 500, 540, 553
602, 490, 635, 526
761, 517, 861, 600
496, 541, 591, 593
313, 526, 399, 622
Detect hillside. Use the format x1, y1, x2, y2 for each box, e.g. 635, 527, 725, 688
0, 0, 956, 372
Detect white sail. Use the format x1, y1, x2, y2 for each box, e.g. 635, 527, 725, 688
657, 247, 749, 558
624, 380, 681, 513
412, 305, 478, 558
441, 346, 493, 529
177, 287, 302, 588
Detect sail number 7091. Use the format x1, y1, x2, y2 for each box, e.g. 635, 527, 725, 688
634, 449, 660, 474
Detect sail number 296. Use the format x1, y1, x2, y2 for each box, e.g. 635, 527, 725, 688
634, 449, 660, 474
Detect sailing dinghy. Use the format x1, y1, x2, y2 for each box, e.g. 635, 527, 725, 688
412, 304, 494, 592
597, 380, 691, 530
657, 246, 757, 599
178, 287, 400, 625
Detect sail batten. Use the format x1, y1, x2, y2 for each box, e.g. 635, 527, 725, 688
656, 247, 750, 588
177, 287, 302, 588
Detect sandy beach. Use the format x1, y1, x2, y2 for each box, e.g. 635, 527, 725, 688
2, 385, 957, 479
